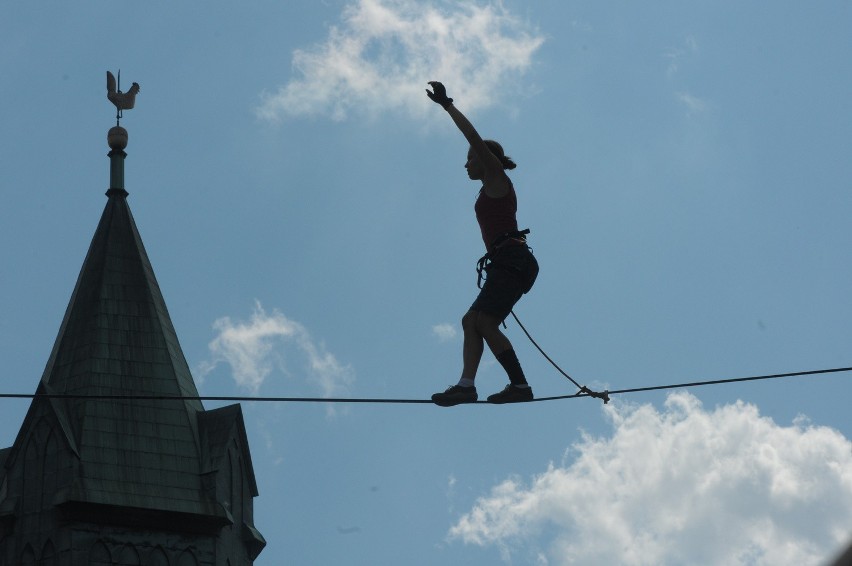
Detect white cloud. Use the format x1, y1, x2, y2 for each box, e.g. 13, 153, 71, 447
449, 392, 852, 565
198, 301, 354, 397
664, 35, 698, 78
432, 323, 458, 341
676, 91, 707, 115
256, 0, 544, 122
665, 37, 707, 117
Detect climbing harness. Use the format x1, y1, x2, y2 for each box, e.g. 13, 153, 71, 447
476, 228, 531, 289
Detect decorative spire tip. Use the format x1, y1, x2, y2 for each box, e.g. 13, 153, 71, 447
108, 126, 128, 151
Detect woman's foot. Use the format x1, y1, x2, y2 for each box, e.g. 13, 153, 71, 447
432, 385, 478, 407
487, 384, 533, 404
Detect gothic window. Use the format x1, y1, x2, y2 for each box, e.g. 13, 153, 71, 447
228, 443, 243, 528
176, 549, 198, 566
146, 546, 170, 566
89, 541, 111, 566
117, 544, 141, 565
22, 439, 40, 514
22, 419, 59, 514
20, 544, 36, 565
41, 432, 59, 510
226, 451, 234, 516
237, 454, 244, 527
38, 539, 56, 566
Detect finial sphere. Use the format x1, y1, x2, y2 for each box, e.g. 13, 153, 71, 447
108, 126, 128, 150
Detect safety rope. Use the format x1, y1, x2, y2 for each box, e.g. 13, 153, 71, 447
509, 310, 610, 402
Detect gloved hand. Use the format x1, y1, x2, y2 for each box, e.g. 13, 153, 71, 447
426, 81, 453, 109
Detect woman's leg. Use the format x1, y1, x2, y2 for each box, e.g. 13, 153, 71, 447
460, 310, 485, 381
461, 309, 513, 381
473, 311, 513, 356
471, 310, 531, 398
431, 311, 487, 406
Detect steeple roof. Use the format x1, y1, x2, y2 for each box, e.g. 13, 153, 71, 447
25, 133, 221, 519
1, 110, 264, 562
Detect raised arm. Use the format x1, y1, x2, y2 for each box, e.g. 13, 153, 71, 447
427, 81, 510, 195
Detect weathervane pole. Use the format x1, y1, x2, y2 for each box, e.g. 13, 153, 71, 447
105, 70, 140, 197
116, 70, 121, 125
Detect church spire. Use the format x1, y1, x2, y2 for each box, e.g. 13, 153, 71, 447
0, 72, 265, 564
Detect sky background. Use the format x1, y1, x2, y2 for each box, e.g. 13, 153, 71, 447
2, 1, 852, 564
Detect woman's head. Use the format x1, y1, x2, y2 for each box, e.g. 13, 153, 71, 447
465, 140, 517, 180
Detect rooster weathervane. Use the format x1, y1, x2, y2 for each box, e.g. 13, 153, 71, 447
106, 70, 140, 126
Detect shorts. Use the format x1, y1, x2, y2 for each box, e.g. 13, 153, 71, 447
470, 244, 539, 320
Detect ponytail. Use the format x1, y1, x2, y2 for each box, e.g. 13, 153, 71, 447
500, 155, 517, 170
484, 139, 517, 170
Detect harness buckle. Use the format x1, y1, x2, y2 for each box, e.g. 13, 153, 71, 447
476, 228, 531, 289
491, 228, 530, 249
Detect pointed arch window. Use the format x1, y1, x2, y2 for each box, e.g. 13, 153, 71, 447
41, 431, 60, 510
227, 442, 244, 528
117, 544, 141, 565
21, 544, 36, 566
226, 450, 234, 517
176, 549, 198, 566
38, 539, 56, 566
236, 453, 244, 527
22, 418, 61, 514
22, 439, 40, 513
89, 541, 111, 566
146, 546, 170, 566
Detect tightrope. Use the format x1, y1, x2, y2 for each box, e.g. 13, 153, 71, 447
0, 366, 849, 404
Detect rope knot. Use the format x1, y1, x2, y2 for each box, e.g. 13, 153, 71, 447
580, 386, 610, 404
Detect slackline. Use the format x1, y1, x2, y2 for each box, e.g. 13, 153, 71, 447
0, 366, 849, 404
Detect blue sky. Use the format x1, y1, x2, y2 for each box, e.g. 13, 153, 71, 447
2, 1, 852, 564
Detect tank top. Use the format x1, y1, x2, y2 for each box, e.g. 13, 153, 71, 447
474, 179, 519, 252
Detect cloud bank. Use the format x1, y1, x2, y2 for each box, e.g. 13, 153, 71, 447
198, 301, 354, 397
256, 0, 544, 122
450, 393, 852, 565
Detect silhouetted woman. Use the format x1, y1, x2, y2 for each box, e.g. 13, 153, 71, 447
427, 81, 539, 406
